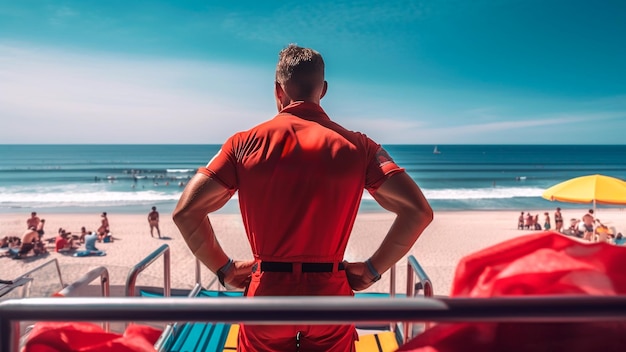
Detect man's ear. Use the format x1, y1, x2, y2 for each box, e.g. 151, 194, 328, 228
320, 80, 328, 100
275, 81, 287, 99
274, 81, 286, 111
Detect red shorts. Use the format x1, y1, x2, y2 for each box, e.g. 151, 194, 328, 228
238, 269, 356, 352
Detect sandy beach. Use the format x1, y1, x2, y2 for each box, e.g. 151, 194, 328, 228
2, 209, 626, 297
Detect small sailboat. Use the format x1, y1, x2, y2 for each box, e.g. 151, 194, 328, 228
433, 146, 441, 154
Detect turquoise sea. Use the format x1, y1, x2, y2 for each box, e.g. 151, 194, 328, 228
1, 144, 625, 215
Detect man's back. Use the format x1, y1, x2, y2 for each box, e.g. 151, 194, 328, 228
210, 101, 400, 264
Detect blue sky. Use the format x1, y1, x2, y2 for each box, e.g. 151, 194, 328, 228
1, 0, 625, 144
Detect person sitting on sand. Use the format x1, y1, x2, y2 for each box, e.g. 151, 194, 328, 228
579, 214, 595, 241
614, 233, 626, 246
10, 227, 39, 258
85, 231, 99, 251
594, 219, 613, 243
55, 230, 75, 252
78, 226, 88, 244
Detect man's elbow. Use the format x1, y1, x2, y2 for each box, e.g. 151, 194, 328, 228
172, 205, 191, 228
406, 201, 434, 233
419, 203, 434, 226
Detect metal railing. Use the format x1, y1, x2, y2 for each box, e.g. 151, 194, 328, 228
12, 259, 65, 299
3, 295, 626, 352
125, 244, 171, 297
54, 266, 111, 332
0, 277, 33, 299
20, 259, 64, 285
194, 258, 222, 291
404, 255, 434, 342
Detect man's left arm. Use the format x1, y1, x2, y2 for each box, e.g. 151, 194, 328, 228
345, 172, 433, 291
172, 173, 253, 288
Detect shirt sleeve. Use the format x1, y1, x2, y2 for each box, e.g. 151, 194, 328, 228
196, 137, 239, 195
364, 144, 405, 192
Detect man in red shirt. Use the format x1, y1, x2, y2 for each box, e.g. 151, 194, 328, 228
173, 45, 433, 351
55, 230, 74, 252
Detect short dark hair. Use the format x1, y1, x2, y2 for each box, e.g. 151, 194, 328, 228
275, 44, 325, 99
152, 206, 157, 210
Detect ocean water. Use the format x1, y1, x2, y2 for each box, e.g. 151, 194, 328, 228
1, 144, 625, 215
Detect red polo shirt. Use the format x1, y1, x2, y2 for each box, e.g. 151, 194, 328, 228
200, 101, 402, 263
198, 101, 404, 351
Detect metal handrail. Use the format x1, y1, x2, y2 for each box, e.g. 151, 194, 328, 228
0, 277, 33, 299
4, 295, 626, 352
404, 255, 434, 342
15, 259, 65, 295
125, 244, 171, 297
55, 266, 111, 332
56, 266, 110, 298
16, 259, 64, 285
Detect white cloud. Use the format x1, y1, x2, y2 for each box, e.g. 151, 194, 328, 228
411, 111, 626, 144
0, 42, 276, 143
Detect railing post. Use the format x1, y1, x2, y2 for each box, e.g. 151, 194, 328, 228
0, 318, 20, 352
390, 263, 397, 332
125, 244, 170, 297
404, 260, 415, 343
195, 258, 201, 287
164, 248, 171, 298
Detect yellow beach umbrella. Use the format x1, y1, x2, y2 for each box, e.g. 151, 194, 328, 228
542, 174, 626, 212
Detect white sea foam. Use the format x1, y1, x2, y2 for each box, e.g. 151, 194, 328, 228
0, 190, 181, 205
360, 187, 545, 200
166, 169, 195, 173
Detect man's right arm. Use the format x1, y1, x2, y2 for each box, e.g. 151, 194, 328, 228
345, 171, 433, 291
172, 173, 254, 288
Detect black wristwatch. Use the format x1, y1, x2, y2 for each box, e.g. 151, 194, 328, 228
365, 259, 381, 282
217, 258, 234, 287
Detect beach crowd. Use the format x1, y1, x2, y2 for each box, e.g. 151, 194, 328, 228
518, 207, 624, 245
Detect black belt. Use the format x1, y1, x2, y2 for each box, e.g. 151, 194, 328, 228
258, 262, 345, 273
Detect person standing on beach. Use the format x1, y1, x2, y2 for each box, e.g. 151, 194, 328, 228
173, 45, 433, 352
543, 212, 551, 230
554, 207, 563, 232
148, 206, 161, 238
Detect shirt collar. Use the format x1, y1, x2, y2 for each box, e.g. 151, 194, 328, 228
279, 101, 330, 122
